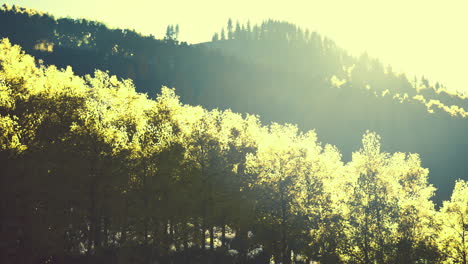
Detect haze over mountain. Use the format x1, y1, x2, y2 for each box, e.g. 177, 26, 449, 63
1, 4, 468, 264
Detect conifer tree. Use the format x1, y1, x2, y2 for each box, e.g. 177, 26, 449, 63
227, 18, 233, 40
220, 28, 226, 40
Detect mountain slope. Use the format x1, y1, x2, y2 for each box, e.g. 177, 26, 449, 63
0, 5, 467, 202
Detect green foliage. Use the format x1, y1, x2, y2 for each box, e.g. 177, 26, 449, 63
339, 132, 439, 263
2, 5, 468, 208
437, 180, 468, 264
0, 26, 465, 264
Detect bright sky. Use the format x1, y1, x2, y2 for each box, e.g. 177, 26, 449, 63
4, 0, 468, 93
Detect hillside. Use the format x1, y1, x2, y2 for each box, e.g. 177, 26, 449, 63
0, 5, 467, 203
1, 5, 468, 264
2, 37, 467, 264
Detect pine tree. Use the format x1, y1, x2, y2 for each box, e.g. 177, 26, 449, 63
227, 18, 233, 40
220, 28, 226, 40
212, 33, 219, 42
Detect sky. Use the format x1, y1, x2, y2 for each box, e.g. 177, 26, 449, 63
4, 0, 468, 93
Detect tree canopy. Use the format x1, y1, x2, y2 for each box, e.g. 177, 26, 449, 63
1, 38, 466, 264
1, 6, 467, 206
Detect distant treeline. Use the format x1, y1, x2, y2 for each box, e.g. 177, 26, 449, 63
1, 39, 467, 264
0, 4, 467, 202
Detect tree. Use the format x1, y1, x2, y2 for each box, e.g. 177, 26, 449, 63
227, 18, 233, 40
389, 153, 439, 263
246, 124, 314, 264
212, 32, 219, 42
303, 145, 346, 263
438, 180, 468, 264
235, 21, 241, 40
165, 24, 177, 42
341, 132, 396, 263
252, 25, 260, 40
340, 132, 439, 263
220, 28, 226, 40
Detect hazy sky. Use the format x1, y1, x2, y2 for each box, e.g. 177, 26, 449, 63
4, 0, 468, 93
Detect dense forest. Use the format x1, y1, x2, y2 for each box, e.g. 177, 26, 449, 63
0, 4, 467, 264
1, 5, 467, 204
1, 37, 467, 264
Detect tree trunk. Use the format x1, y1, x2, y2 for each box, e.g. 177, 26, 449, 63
183, 222, 189, 251
173, 221, 179, 252
280, 183, 290, 264
221, 224, 226, 248
88, 182, 96, 255
194, 218, 200, 250
201, 217, 206, 251
163, 220, 170, 256
209, 226, 214, 251
144, 219, 149, 246
103, 216, 109, 248
237, 225, 248, 264
120, 225, 127, 246
94, 213, 101, 253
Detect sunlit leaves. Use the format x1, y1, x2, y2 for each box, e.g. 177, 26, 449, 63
438, 180, 468, 264
0, 38, 463, 263
0, 115, 25, 152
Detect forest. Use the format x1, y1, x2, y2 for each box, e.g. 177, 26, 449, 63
0, 4, 467, 264
1, 5, 467, 205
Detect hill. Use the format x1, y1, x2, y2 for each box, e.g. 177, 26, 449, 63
2, 37, 465, 264
1, 6, 468, 263
0, 4, 467, 203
